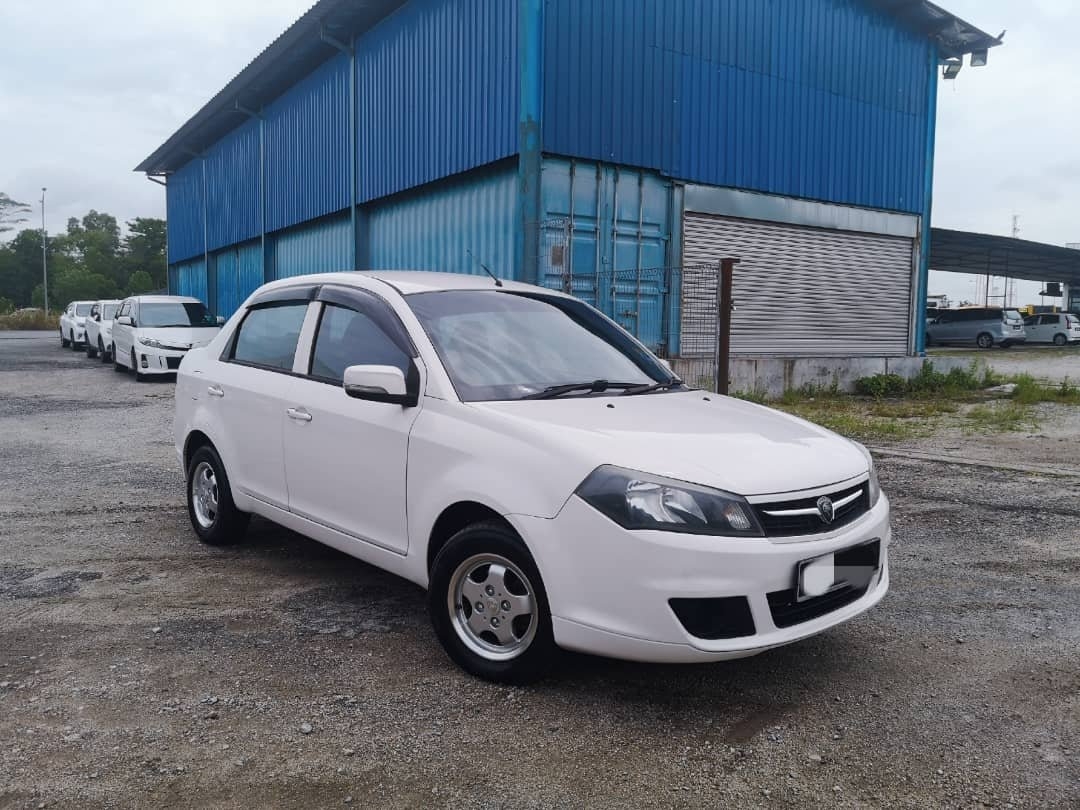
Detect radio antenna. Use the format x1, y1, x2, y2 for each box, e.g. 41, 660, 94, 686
466, 250, 503, 287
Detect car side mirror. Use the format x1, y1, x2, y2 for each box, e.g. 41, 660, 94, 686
343, 364, 417, 407
116, 315, 133, 326
216, 316, 226, 326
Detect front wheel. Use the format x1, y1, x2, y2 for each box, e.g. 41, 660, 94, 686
976, 333, 994, 349
131, 350, 147, 381
70, 330, 79, 350
99, 339, 110, 363
86, 338, 98, 359
429, 522, 556, 684
186, 445, 250, 545
60, 330, 70, 348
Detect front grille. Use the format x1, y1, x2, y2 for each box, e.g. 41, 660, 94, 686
767, 540, 881, 628
754, 482, 869, 537
166, 356, 183, 370
669, 596, 756, 640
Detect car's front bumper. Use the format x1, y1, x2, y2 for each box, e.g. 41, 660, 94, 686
136, 345, 188, 374
513, 492, 890, 663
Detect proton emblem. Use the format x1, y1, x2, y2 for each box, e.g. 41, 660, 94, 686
816, 496, 835, 525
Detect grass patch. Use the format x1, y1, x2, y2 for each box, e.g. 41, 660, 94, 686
854, 361, 999, 400
773, 400, 930, 443
1011, 374, 1080, 405
868, 400, 959, 419
963, 402, 1038, 434
0, 310, 60, 331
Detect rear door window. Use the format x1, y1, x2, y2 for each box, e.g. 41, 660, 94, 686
231, 303, 309, 372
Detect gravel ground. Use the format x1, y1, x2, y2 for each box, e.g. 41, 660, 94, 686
1, 332, 1077, 809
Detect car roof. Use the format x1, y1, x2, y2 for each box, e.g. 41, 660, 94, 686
130, 295, 202, 304
254, 270, 567, 298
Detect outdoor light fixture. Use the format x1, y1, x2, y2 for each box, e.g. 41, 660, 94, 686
942, 59, 962, 80
970, 49, 988, 67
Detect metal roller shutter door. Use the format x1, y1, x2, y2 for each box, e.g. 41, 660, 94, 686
682, 214, 914, 357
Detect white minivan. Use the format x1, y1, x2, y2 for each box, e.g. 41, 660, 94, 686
173, 272, 889, 683
112, 295, 223, 380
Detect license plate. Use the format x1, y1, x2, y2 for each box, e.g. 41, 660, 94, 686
797, 553, 836, 602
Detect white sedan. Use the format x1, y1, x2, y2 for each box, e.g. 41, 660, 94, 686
112, 295, 223, 380
84, 299, 122, 361
173, 272, 889, 683
59, 300, 94, 348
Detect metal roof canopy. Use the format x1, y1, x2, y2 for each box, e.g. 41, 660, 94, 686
930, 228, 1080, 286
136, 0, 1001, 175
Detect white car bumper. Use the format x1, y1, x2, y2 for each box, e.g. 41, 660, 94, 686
135, 346, 188, 375
513, 493, 891, 663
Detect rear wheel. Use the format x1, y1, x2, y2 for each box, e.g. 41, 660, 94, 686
976, 333, 994, 349
186, 445, 249, 545
429, 522, 556, 684
1053, 334, 1068, 347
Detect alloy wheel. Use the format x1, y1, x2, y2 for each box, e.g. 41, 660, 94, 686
448, 554, 538, 661
191, 461, 219, 529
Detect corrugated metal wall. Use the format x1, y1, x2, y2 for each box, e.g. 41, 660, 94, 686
174, 258, 208, 304
357, 0, 518, 203
265, 52, 351, 232
365, 163, 517, 278
166, 160, 204, 263
543, 0, 931, 213
212, 240, 263, 315
205, 117, 261, 251
538, 158, 673, 350
271, 214, 353, 280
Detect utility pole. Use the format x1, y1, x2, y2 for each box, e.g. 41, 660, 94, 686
1007, 215, 1020, 308
40, 188, 49, 315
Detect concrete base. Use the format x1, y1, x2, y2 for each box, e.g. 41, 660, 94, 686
670, 355, 983, 398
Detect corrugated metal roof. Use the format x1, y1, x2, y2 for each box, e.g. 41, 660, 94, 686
137, 0, 1000, 175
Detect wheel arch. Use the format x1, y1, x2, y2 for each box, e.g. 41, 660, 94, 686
426, 501, 517, 575
183, 429, 217, 471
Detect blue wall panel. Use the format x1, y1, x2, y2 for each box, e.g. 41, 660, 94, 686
212, 240, 263, 317
265, 53, 351, 233
539, 158, 673, 351
166, 160, 204, 263
205, 118, 261, 251
357, 0, 518, 203
543, 0, 931, 213
271, 215, 353, 280
366, 164, 517, 279
175, 258, 208, 304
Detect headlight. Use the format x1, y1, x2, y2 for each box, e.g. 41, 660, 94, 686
575, 466, 763, 537
853, 442, 881, 507
139, 337, 165, 349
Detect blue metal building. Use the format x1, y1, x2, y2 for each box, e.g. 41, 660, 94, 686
137, 0, 999, 358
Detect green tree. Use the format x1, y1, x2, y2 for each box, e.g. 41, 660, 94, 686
51, 268, 121, 305
0, 296, 13, 314
127, 270, 155, 295
55, 211, 124, 288
0, 193, 32, 236
123, 218, 167, 288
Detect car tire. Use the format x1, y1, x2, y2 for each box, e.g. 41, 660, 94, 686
1053, 334, 1067, 347
186, 445, 250, 546
429, 521, 556, 684
976, 333, 994, 349
60, 330, 70, 348
70, 330, 79, 350
113, 352, 126, 373
131, 350, 146, 381
86, 338, 98, 359
100, 339, 110, 363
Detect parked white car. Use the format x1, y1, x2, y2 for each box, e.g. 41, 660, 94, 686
173, 272, 889, 683
59, 301, 95, 348
84, 299, 122, 361
1022, 312, 1080, 345
112, 295, 223, 380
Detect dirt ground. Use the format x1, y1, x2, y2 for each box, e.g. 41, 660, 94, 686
1, 332, 1077, 809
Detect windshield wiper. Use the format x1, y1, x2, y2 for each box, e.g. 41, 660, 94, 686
620, 377, 685, 396
521, 380, 641, 400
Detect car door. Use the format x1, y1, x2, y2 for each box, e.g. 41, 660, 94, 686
933, 311, 957, 343
207, 295, 313, 510
283, 287, 422, 554
112, 300, 134, 360
1023, 315, 1039, 342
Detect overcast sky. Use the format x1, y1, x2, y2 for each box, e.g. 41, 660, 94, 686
1, 0, 1074, 306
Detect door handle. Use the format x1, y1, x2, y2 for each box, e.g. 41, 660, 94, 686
207, 385, 225, 398
287, 408, 313, 423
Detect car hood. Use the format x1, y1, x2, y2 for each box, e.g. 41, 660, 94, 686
474, 391, 868, 497
136, 326, 220, 349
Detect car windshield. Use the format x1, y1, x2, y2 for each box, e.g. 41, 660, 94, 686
406, 290, 669, 402
75, 304, 92, 316
139, 302, 216, 328
102, 304, 119, 321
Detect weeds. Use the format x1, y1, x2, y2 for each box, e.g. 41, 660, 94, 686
964, 402, 1038, 434
1011, 374, 1080, 405
0, 310, 60, 331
